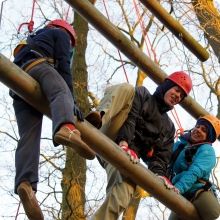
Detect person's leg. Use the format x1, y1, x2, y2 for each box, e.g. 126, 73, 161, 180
14, 99, 43, 193
193, 190, 220, 220
92, 163, 135, 220
92, 84, 136, 219
97, 83, 135, 140
168, 212, 180, 220
13, 98, 44, 219
28, 64, 95, 160
28, 64, 77, 134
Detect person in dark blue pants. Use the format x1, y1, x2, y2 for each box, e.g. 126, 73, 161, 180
10, 19, 95, 220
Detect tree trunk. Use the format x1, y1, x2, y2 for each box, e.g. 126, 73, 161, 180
191, 0, 220, 117
122, 186, 150, 220
192, 0, 220, 61
61, 2, 94, 218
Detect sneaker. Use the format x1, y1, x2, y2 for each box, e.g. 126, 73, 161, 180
17, 181, 44, 220
85, 111, 102, 129
54, 125, 95, 160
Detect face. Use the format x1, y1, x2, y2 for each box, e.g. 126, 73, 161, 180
190, 125, 208, 143
163, 86, 185, 107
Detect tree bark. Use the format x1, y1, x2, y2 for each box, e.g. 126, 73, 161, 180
191, 0, 220, 117
61, 2, 93, 219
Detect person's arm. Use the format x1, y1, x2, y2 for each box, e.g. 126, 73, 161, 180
116, 86, 150, 145
174, 145, 216, 194
147, 121, 175, 176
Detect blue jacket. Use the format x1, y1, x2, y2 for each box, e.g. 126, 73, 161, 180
13, 27, 73, 92
171, 137, 216, 195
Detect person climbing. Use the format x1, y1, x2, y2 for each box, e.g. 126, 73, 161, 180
10, 19, 95, 219
88, 71, 192, 220
168, 115, 220, 220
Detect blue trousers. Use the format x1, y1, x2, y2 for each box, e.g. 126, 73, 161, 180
13, 63, 75, 193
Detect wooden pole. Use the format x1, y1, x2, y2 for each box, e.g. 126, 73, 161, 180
139, 0, 209, 62
65, 0, 210, 120
0, 53, 200, 220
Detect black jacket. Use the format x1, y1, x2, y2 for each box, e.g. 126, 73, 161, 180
13, 27, 73, 93
116, 86, 175, 176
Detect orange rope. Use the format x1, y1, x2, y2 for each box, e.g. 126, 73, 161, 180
133, 0, 158, 63
102, 0, 129, 83
171, 107, 184, 139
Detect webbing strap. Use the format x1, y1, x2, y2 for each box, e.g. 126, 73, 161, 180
22, 57, 54, 72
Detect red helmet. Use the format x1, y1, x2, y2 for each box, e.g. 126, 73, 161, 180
167, 71, 192, 95
47, 19, 76, 46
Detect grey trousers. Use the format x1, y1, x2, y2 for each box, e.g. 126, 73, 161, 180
92, 83, 136, 220
13, 63, 76, 193
169, 190, 220, 220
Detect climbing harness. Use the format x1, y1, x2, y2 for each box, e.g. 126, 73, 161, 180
167, 140, 217, 202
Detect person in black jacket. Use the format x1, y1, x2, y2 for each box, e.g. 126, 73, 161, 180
10, 19, 95, 219
91, 71, 192, 220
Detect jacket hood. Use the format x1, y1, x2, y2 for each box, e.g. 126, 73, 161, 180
153, 80, 176, 113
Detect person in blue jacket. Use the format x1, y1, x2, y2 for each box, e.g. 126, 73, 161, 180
10, 19, 95, 219
169, 115, 220, 220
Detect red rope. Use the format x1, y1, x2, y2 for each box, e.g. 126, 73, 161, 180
102, 0, 129, 83
133, 0, 158, 63
171, 107, 184, 139
18, 0, 36, 33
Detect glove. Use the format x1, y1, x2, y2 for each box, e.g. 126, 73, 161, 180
120, 144, 139, 164
73, 105, 84, 121
158, 175, 180, 194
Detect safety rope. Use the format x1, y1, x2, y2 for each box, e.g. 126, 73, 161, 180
171, 107, 184, 139
132, 0, 158, 63
18, 0, 36, 33
102, 0, 129, 83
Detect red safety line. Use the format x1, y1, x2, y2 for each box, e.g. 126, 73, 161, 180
171, 107, 184, 139
103, 0, 129, 83
18, 0, 36, 33
133, 0, 158, 63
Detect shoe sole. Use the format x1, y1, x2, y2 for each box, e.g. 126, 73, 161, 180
54, 133, 95, 160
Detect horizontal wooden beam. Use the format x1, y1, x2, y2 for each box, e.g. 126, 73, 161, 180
65, 0, 210, 120
139, 0, 209, 62
0, 53, 200, 219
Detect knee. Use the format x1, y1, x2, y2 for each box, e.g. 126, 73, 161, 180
194, 191, 220, 220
